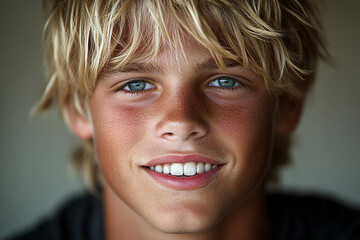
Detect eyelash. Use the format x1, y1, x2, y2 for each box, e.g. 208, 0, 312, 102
116, 76, 247, 95
116, 79, 156, 95
207, 76, 247, 90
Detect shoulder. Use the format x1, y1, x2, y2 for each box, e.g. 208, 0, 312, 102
267, 192, 360, 240
5, 192, 103, 240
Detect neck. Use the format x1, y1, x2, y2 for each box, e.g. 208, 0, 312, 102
104, 186, 270, 240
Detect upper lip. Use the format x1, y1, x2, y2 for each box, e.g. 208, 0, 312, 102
144, 154, 222, 167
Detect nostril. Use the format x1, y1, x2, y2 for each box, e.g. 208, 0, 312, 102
162, 132, 174, 139
189, 132, 198, 138
155, 119, 209, 141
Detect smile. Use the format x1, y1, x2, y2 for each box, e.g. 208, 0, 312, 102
147, 162, 218, 176
143, 154, 223, 190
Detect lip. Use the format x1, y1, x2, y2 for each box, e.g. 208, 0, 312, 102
143, 165, 223, 190
144, 154, 221, 166
142, 154, 224, 190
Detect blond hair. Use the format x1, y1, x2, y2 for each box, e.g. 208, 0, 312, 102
39, 0, 328, 190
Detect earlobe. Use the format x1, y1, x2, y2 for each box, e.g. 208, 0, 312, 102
63, 106, 93, 139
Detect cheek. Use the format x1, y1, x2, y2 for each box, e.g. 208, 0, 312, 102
214, 100, 274, 147
94, 104, 145, 143
90, 101, 151, 176
212, 98, 275, 185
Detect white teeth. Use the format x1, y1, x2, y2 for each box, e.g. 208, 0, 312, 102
149, 162, 219, 176
170, 163, 183, 176
197, 162, 204, 174
155, 165, 163, 173
204, 163, 211, 172
184, 162, 196, 176
163, 164, 170, 174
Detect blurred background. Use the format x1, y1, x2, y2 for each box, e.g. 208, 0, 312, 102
0, 0, 359, 238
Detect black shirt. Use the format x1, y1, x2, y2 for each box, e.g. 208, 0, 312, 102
267, 193, 360, 239
6, 192, 360, 240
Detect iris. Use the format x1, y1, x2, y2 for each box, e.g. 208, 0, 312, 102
209, 78, 238, 88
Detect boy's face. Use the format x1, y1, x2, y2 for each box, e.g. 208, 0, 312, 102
86, 40, 277, 232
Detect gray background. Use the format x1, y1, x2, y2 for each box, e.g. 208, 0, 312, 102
1, 0, 359, 238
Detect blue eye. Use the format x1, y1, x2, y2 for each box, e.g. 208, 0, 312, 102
122, 80, 155, 92
208, 78, 240, 88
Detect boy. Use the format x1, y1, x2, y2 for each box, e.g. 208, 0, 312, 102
8, 0, 360, 239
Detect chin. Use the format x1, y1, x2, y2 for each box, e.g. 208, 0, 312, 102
152, 221, 215, 234
145, 208, 221, 234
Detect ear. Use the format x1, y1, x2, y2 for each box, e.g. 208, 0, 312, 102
275, 82, 309, 136
63, 106, 93, 139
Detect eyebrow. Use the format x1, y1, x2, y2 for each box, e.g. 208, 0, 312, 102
119, 62, 164, 74
117, 58, 241, 74
194, 58, 241, 71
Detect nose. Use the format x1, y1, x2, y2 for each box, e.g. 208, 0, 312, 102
155, 90, 209, 142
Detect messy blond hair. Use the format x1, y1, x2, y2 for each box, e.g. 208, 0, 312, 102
39, 0, 327, 190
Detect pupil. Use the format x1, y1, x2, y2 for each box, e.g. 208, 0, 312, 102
219, 79, 235, 87
129, 81, 145, 91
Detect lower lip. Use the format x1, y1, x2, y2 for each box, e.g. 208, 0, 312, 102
143, 166, 223, 190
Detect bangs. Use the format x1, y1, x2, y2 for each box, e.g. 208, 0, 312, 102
98, 0, 311, 96
40, 0, 326, 116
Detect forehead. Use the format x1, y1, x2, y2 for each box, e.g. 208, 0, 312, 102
117, 39, 242, 74
119, 58, 243, 75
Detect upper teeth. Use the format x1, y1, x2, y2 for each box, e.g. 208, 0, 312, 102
149, 162, 218, 176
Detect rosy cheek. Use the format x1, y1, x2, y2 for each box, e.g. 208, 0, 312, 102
91, 100, 150, 162
215, 103, 264, 138
211, 99, 275, 193
213, 97, 275, 161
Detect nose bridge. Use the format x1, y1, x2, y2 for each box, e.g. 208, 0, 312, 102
168, 88, 199, 121
155, 87, 208, 141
